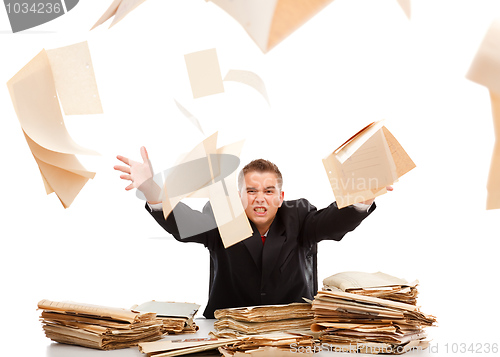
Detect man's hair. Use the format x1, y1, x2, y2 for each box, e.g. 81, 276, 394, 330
238, 159, 283, 192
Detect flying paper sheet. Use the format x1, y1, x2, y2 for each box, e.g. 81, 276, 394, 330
223, 69, 271, 105
184, 48, 225, 99
7, 41, 102, 208
467, 18, 500, 210
208, 0, 334, 53
161, 133, 253, 248
174, 99, 205, 134
209, 0, 410, 52
323, 121, 415, 208
91, 0, 148, 30
46, 44, 103, 115
396, 0, 411, 20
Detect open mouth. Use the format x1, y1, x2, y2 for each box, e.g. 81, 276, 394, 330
254, 207, 267, 215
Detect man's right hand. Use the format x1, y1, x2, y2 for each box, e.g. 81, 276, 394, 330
114, 146, 162, 204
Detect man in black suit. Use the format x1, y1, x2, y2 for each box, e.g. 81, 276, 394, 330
115, 147, 380, 318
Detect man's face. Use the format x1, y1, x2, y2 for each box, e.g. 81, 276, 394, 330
240, 171, 284, 232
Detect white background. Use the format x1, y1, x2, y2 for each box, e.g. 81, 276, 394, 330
0, 0, 499, 355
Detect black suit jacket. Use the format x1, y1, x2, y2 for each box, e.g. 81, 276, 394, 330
146, 198, 375, 318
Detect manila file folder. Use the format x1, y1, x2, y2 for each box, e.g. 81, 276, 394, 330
323, 121, 415, 208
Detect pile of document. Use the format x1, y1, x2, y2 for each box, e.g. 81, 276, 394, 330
218, 332, 315, 357
139, 337, 239, 357
38, 299, 164, 350
211, 303, 315, 356
323, 271, 420, 305
132, 301, 200, 335
312, 272, 437, 354
212, 303, 314, 336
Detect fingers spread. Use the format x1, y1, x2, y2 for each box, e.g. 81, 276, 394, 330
114, 165, 131, 174
116, 155, 130, 165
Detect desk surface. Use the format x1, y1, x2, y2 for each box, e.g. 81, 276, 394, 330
43, 318, 437, 357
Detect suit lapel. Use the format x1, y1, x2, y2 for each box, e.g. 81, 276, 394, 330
261, 214, 286, 287
242, 220, 263, 270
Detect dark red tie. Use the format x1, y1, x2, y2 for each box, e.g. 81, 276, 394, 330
261, 235, 266, 245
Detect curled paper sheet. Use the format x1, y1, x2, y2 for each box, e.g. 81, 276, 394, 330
467, 19, 500, 210
7, 41, 102, 208
184, 48, 225, 99
223, 69, 271, 105
183, 49, 270, 105
208, 0, 334, 53
174, 99, 205, 135
91, 0, 148, 30
160, 132, 253, 248
396, 0, 411, 20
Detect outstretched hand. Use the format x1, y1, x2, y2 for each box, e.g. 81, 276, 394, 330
114, 147, 162, 204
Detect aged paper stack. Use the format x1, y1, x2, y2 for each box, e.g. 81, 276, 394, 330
139, 337, 239, 357
218, 332, 315, 357
211, 303, 315, 356
132, 301, 200, 334
323, 271, 419, 305
212, 303, 314, 336
312, 272, 436, 354
38, 299, 164, 350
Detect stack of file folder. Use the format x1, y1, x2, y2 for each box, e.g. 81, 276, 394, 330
132, 301, 200, 335
38, 299, 164, 350
218, 332, 315, 357
323, 271, 420, 305
211, 303, 315, 356
311, 272, 437, 354
139, 337, 239, 357
212, 303, 314, 336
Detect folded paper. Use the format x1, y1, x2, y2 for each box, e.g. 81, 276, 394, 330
91, 0, 147, 30
208, 0, 333, 53
161, 132, 253, 248
466, 18, 500, 210
7, 41, 101, 208
209, 0, 410, 52
323, 121, 415, 208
